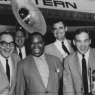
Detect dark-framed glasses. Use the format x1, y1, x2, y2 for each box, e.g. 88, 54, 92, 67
0, 41, 14, 47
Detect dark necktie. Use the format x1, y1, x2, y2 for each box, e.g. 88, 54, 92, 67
62, 42, 70, 55
82, 54, 88, 94
6, 59, 10, 82
19, 49, 22, 59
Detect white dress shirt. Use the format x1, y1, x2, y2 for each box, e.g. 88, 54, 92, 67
33, 54, 49, 88
54, 39, 69, 58
77, 48, 90, 92
0, 54, 12, 85
17, 46, 26, 59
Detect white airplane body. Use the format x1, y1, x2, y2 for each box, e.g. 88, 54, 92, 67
0, 0, 95, 13
0, 0, 95, 32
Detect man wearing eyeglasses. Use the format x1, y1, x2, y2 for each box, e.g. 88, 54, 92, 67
0, 31, 20, 95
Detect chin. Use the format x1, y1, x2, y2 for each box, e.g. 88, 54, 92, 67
34, 53, 43, 57
6, 53, 11, 57
79, 51, 86, 55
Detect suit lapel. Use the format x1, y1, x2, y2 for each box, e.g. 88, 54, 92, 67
74, 52, 82, 78
53, 44, 63, 61
14, 48, 18, 55
28, 55, 45, 89
11, 55, 16, 86
45, 54, 56, 90
67, 40, 73, 53
88, 48, 95, 77
0, 61, 8, 80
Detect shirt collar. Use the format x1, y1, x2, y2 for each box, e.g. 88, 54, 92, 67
54, 38, 67, 44
17, 46, 25, 50
33, 53, 46, 60
0, 54, 11, 62
77, 48, 90, 60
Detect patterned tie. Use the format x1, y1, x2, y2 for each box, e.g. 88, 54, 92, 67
19, 49, 22, 59
82, 54, 88, 94
6, 59, 10, 82
62, 42, 70, 55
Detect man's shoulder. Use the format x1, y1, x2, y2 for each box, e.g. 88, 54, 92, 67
45, 43, 56, 53
66, 39, 72, 44
18, 55, 32, 65
90, 48, 95, 56
11, 52, 20, 60
65, 51, 76, 60
45, 53, 61, 62
45, 43, 55, 48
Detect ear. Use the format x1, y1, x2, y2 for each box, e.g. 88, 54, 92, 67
89, 39, 91, 45
73, 39, 75, 45
65, 26, 67, 31
52, 30, 54, 34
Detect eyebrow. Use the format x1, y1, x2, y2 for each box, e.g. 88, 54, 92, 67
1, 41, 14, 43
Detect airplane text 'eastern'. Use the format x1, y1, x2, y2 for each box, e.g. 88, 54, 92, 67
35, 0, 77, 9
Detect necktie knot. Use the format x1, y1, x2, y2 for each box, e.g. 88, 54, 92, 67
6, 59, 8, 62
19, 49, 22, 59
19, 49, 21, 52
62, 42, 70, 55
62, 42, 64, 44
82, 54, 85, 58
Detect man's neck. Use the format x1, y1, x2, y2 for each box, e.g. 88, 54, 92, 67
17, 45, 24, 49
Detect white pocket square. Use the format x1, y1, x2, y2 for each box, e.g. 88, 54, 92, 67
56, 69, 60, 73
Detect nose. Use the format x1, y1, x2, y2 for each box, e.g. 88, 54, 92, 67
81, 42, 84, 46
19, 36, 22, 39
6, 44, 10, 48
57, 29, 60, 33
35, 43, 39, 48
55, 29, 59, 35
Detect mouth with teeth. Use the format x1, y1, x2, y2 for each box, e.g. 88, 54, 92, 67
34, 49, 40, 53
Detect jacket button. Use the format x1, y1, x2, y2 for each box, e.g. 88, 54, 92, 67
81, 88, 84, 92
46, 91, 48, 93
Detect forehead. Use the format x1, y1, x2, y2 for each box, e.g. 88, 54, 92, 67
16, 31, 24, 36
31, 35, 43, 42
53, 21, 64, 28
0, 34, 13, 42
75, 32, 89, 40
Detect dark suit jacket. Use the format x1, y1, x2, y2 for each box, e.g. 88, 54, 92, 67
63, 48, 95, 95
45, 39, 74, 62
16, 53, 63, 95
0, 53, 20, 95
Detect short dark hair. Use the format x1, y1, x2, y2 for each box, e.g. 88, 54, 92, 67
52, 20, 67, 30
15, 28, 26, 37
74, 28, 90, 39
0, 31, 14, 41
28, 32, 44, 44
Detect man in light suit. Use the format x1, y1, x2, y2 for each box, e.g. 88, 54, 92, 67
0, 31, 20, 95
63, 28, 95, 95
14, 28, 30, 59
16, 32, 63, 95
45, 20, 74, 62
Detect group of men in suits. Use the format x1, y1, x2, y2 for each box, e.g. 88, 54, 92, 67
0, 20, 95, 95
45, 20, 95, 95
